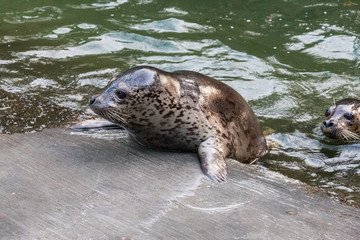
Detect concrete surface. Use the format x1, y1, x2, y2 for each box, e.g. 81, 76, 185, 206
0, 128, 359, 240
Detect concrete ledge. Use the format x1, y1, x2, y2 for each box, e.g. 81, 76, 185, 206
0, 129, 359, 240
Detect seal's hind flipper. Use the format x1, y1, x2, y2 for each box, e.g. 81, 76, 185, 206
71, 118, 123, 131
198, 138, 227, 182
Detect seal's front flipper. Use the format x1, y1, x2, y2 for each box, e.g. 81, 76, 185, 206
71, 118, 123, 131
198, 138, 227, 182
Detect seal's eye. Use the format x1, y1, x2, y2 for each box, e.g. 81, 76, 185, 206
344, 112, 355, 121
115, 90, 127, 99
325, 109, 332, 117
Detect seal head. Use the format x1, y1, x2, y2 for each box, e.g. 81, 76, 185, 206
89, 66, 267, 182
321, 98, 360, 141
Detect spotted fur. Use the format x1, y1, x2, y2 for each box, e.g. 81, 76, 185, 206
89, 66, 267, 182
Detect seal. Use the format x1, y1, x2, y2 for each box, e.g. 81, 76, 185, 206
89, 66, 267, 182
72, 118, 123, 131
321, 98, 360, 141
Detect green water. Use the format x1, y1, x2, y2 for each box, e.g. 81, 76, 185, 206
0, 0, 359, 203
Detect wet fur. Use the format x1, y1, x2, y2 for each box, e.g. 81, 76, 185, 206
89, 66, 267, 181
321, 98, 360, 141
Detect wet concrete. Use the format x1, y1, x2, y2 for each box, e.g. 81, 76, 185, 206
0, 128, 359, 240
0, 90, 79, 134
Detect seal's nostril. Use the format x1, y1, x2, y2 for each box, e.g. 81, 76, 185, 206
323, 121, 335, 128
89, 96, 96, 105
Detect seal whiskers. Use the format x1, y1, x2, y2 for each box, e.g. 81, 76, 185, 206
321, 98, 360, 142
94, 108, 127, 125
107, 110, 128, 124
339, 129, 360, 141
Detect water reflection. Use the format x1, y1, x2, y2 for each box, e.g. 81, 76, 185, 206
3, 6, 62, 24
20, 31, 190, 59
67, 0, 129, 10
131, 18, 213, 33
287, 25, 359, 61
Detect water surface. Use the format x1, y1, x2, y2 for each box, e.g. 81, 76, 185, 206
0, 0, 359, 203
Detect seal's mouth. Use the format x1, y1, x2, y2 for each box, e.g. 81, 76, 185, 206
89, 95, 128, 125
92, 107, 128, 125
320, 124, 360, 141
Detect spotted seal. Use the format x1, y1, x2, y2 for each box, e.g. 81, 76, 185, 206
321, 98, 360, 141
89, 66, 267, 182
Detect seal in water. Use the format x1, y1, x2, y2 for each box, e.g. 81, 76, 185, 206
89, 66, 267, 182
321, 98, 360, 141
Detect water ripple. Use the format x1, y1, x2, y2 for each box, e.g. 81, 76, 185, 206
131, 18, 213, 33
19, 31, 189, 59
67, 0, 129, 10
304, 35, 358, 60
161, 7, 188, 16
3, 6, 62, 24
286, 25, 359, 61
264, 130, 360, 200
